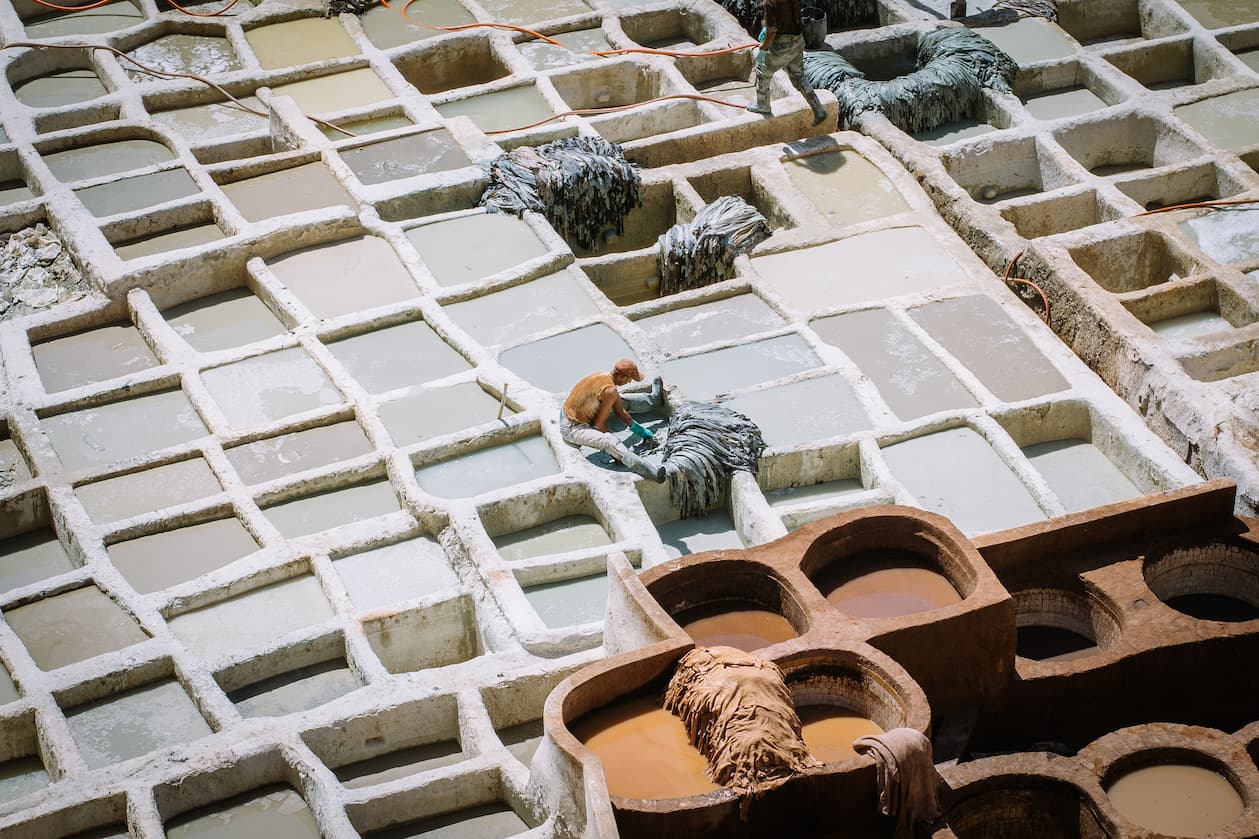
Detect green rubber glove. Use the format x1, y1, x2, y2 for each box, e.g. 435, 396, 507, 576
629, 420, 655, 440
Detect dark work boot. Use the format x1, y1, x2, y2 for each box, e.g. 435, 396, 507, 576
621, 451, 666, 483
650, 376, 665, 407
805, 90, 828, 126
747, 84, 773, 116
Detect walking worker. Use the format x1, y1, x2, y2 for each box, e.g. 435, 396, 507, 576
560, 359, 669, 482
747, 0, 829, 126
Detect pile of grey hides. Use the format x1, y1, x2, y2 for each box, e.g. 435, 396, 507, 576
803, 26, 1017, 133
479, 136, 641, 252
657, 196, 771, 297
719, 0, 877, 37
662, 402, 766, 519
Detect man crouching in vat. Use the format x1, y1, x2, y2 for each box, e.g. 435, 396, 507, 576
560, 359, 669, 482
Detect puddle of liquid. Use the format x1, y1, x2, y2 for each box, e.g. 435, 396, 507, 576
814, 309, 977, 420
1164, 593, 1259, 622
107, 517, 259, 593
0, 757, 48, 806
1177, 0, 1259, 28
168, 576, 334, 660
151, 97, 268, 141
499, 324, 636, 394
15, 70, 106, 107
520, 29, 610, 70
0, 665, 17, 704
753, 227, 970, 312
336, 740, 465, 789
379, 383, 511, 446
915, 119, 998, 146
201, 348, 342, 429
883, 427, 1048, 534
677, 602, 797, 651
572, 695, 719, 799
494, 515, 612, 562
814, 550, 961, 617
328, 321, 469, 393
244, 17, 360, 70
499, 719, 544, 765
23, 0, 142, 37
973, 17, 1076, 64
1237, 48, 1259, 72
637, 294, 785, 354
221, 163, 353, 222
41, 389, 207, 471
661, 333, 820, 400
698, 77, 757, 106
33, 323, 158, 393
364, 802, 529, 839
264, 481, 401, 539
767, 478, 864, 507
723, 374, 871, 448
114, 223, 226, 260
477, 0, 589, 23
1179, 203, 1259, 264
523, 572, 609, 628
231, 659, 359, 718
77, 457, 220, 523
164, 288, 286, 352
5, 586, 148, 670
657, 509, 744, 558
798, 706, 883, 763
334, 537, 460, 610
0, 530, 74, 594
43, 139, 173, 183
74, 168, 199, 217
1023, 439, 1140, 513
67, 680, 212, 769
909, 295, 1069, 402
0, 182, 35, 206
1174, 89, 1259, 152
127, 34, 240, 79
435, 85, 554, 133
406, 213, 549, 287
1107, 764, 1243, 838
1149, 311, 1233, 338
226, 421, 373, 485
319, 113, 414, 140
785, 150, 910, 227
1016, 625, 1098, 662
166, 787, 321, 839
444, 269, 600, 347
1021, 87, 1109, 121
0, 440, 31, 484
341, 130, 471, 185
269, 68, 394, 116
415, 436, 559, 498
267, 235, 419, 319
360, 0, 475, 48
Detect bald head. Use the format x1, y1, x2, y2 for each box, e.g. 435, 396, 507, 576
612, 358, 643, 384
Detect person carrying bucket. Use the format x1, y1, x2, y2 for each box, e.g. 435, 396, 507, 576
560, 359, 670, 483
747, 0, 830, 126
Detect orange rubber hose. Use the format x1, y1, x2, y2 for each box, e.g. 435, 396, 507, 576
2, 41, 356, 138
482, 92, 747, 134
1002, 249, 1050, 324
1134, 197, 1258, 217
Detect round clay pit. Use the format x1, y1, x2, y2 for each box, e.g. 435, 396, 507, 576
1143, 539, 1259, 623
941, 776, 1113, 839
1013, 586, 1121, 664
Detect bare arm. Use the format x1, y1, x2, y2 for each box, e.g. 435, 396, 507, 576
592, 386, 631, 432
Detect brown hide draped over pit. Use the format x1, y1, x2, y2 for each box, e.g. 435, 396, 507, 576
664, 646, 820, 802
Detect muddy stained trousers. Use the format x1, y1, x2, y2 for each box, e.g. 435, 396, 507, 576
753, 34, 819, 106
557, 391, 657, 465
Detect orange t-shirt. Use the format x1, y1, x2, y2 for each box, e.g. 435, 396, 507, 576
564, 372, 618, 425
